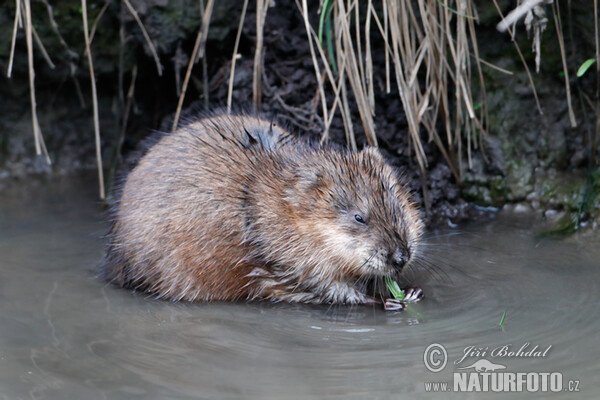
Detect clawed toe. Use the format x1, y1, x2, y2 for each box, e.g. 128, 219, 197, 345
403, 286, 424, 303
384, 298, 405, 311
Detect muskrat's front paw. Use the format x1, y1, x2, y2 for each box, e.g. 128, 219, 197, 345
403, 286, 424, 303
384, 298, 405, 311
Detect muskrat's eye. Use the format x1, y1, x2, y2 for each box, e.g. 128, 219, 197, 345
354, 214, 366, 225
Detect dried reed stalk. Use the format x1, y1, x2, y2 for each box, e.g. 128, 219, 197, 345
7, 0, 22, 78
89, 0, 112, 44
122, 0, 163, 76
24, 0, 51, 164
198, 0, 211, 109
30, 20, 55, 69
300, 0, 329, 139
551, 1, 577, 128
253, 0, 270, 112
227, 0, 249, 112
172, 0, 215, 131
82, 0, 105, 199
595, 0, 599, 163
335, 0, 377, 146
297, 0, 488, 181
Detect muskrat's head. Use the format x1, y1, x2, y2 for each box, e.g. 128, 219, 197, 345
285, 147, 424, 283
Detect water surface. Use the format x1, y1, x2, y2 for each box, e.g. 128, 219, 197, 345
1, 176, 599, 399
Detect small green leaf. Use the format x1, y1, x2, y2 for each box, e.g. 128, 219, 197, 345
384, 277, 405, 299
577, 58, 596, 78
499, 310, 507, 327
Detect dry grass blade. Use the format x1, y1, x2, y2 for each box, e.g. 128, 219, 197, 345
294, 0, 348, 145
466, 1, 489, 142
336, 0, 377, 146
40, 0, 77, 57
382, 0, 390, 94
198, 0, 211, 109
227, 0, 249, 112
7, 0, 22, 78
595, 0, 599, 163
365, 0, 375, 110
172, 29, 202, 131
385, 0, 424, 168
82, 0, 105, 199
171, 0, 214, 131
299, 0, 329, 140
551, 1, 576, 128
89, 0, 112, 44
196, 0, 215, 61
353, 0, 367, 100
253, 0, 269, 112
294, 0, 491, 183
477, 57, 513, 75
492, 0, 543, 115
122, 0, 163, 76
23, 0, 51, 164
30, 19, 55, 69
108, 64, 138, 195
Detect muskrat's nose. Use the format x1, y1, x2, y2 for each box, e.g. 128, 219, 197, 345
390, 249, 410, 271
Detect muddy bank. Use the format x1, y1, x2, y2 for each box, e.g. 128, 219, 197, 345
0, 1, 598, 228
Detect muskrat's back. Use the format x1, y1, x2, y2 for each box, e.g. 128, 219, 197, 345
103, 114, 424, 307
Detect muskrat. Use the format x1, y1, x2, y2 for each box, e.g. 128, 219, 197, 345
102, 113, 424, 310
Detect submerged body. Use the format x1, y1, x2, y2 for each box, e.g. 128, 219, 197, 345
103, 114, 424, 307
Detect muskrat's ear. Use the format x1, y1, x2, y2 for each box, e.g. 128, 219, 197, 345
243, 125, 286, 150
358, 147, 386, 169
358, 146, 384, 160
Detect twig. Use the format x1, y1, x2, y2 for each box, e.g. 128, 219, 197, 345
7, 0, 22, 78
122, 0, 163, 76
108, 65, 137, 196
172, 0, 215, 132
382, 0, 390, 93
31, 20, 55, 69
365, 0, 375, 110
253, 0, 269, 112
196, 0, 215, 61
594, 0, 599, 164
40, 0, 78, 59
551, 1, 576, 127
82, 0, 105, 199
24, 0, 51, 164
337, 0, 377, 146
199, 0, 210, 109
477, 56, 514, 75
299, 0, 329, 139
89, 0, 112, 44
227, 0, 249, 112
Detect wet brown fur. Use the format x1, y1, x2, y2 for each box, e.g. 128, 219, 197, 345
102, 113, 424, 304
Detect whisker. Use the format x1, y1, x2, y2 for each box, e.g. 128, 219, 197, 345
415, 252, 472, 280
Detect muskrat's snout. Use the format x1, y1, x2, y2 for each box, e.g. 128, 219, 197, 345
389, 247, 411, 272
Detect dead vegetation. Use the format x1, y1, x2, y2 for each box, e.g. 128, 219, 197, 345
5, 0, 599, 200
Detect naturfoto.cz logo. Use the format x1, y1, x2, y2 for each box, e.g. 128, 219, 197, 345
423, 343, 580, 393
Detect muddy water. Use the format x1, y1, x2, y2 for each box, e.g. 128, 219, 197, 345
1, 176, 599, 399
